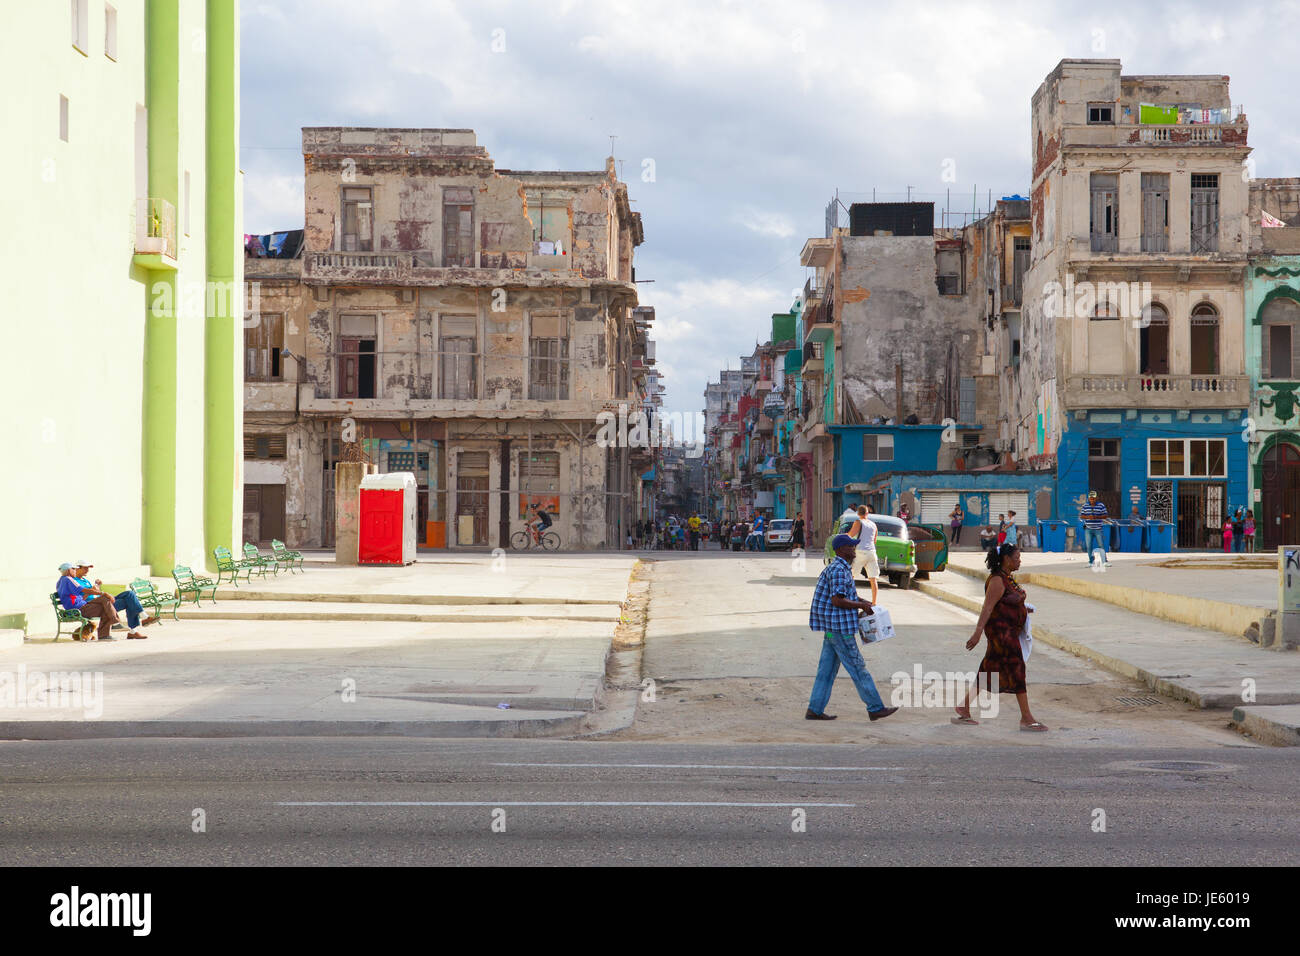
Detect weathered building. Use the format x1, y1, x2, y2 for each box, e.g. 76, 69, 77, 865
243, 128, 649, 550
794, 203, 1004, 539
1245, 178, 1300, 548
1018, 60, 1251, 546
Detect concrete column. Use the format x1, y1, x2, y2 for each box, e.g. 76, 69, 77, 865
204, 0, 242, 568
335, 462, 371, 565
142, 0, 180, 574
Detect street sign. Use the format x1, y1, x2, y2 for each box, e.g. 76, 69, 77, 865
1129, 485, 1141, 505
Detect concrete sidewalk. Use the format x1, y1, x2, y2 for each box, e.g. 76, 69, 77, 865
944, 551, 1282, 643
0, 556, 638, 739
915, 566, 1300, 744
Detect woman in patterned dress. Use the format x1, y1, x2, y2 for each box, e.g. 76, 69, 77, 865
952, 542, 1048, 731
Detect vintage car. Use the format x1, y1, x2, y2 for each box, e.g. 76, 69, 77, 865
823, 513, 918, 589
906, 523, 950, 576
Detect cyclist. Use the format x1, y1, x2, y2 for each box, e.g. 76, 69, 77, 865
526, 505, 553, 544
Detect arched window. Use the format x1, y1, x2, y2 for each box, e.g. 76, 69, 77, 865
1139, 302, 1170, 376
1190, 302, 1219, 376
1261, 297, 1300, 380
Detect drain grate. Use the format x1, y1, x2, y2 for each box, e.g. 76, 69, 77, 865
1135, 761, 1224, 772
1115, 695, 1162, 706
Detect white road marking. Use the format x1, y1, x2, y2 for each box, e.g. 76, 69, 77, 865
278, 801, 856, 807
490, 763, 904, 771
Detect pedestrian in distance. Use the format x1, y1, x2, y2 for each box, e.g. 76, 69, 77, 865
1004, 510, 1019, 549
952, 542, 1047, 732
1232, 507, 1245, 554
1245, 511, 1256, 553
1079, 491, 1110, 566
949, 503, 964, 546
792, 517, 805, 549
848, 504, 879, 604
804, 534, 899, 723
1222, 515, 1233, 553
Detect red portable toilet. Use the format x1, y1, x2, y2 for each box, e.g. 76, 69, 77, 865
358, 472, 418, 566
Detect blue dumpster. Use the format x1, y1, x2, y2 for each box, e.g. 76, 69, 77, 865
1117, 521, 1145, 553
1147, 520, 1174, 553
1038, 520, 1067, 553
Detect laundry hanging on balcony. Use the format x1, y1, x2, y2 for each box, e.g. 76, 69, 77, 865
1138, 103, 1178, 125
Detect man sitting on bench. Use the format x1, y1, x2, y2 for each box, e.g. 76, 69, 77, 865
56, 563, 120, 641
73, 561, 154, 638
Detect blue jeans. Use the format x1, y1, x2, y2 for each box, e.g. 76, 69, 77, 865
808, 632, 886, 714
113, 590, 146, 629
1233, 533, 1243, 553
1084, 527, 1108, 562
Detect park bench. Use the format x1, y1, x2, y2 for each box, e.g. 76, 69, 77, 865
213, 545, 254, 587
49, 592, 93, 642
172, 565, 218, 606
242, 542, 279, 578
271, 538, 304, 574
130, 578, 182, 622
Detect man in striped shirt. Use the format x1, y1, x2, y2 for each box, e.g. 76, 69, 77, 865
1080, 491, 1110, 566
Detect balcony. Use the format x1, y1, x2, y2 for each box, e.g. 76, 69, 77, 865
800, 237, 834, 268
302, 250, 622, 290
802, 300, 834, 345
1063, 373, 1250, 409
803, 277, 822, 302
802, 341, 825, 374
1060, 108, 1247, 150
133, 198, 177, 270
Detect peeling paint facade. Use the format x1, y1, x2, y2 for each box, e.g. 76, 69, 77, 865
244, 128, 652, 550
1015, 59, 1253, 547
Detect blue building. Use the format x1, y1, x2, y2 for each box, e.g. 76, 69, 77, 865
864, 470, 1057, 543
825, 424, 984, 514
1055, 411, 1249, 549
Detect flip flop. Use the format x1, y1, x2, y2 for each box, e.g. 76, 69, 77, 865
1020, 721, 1049, 732
951, 713, 979, 725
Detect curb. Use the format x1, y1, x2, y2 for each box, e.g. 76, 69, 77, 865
914, 578, 1270, 710
210, 590, 620, 606
945, 562, 1273, 644
1231, 705, 1300, 746
0, 715, 590, 741
177, 609, 620, 624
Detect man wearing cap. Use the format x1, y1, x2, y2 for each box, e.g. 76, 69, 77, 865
55, 563, 122, 641
72, 562, 154, 639
1079, 491, 1110, 566
804, 533, 899, 723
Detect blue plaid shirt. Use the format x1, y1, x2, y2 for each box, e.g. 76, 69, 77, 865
809, 556, 861, 635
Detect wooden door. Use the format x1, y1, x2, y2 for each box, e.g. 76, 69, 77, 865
1262, 443, 1300, 549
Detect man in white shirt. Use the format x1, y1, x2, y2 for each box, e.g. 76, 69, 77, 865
848, 505, 879, 603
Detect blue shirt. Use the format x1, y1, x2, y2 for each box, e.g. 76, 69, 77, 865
809, 556, 862, 635
56, 575, 86, 610
1080, 501, 1108, 529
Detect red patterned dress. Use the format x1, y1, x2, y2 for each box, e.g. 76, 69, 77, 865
977, 571, 1027, 695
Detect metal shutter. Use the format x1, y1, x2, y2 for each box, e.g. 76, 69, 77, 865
987, 492, 1029, 519
920, 491, 960, 524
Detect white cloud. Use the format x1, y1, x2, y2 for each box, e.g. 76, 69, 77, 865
734, 205, 795, 238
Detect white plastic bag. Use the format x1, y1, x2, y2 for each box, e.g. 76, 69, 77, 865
858, 606, 895, 643
1020, 602, 1035, 660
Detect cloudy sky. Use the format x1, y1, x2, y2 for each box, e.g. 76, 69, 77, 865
240, 0, 1300, 419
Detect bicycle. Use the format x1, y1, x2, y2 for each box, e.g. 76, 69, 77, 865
510, 525, 560, 550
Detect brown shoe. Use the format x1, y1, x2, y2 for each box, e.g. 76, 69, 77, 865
805, 709, 837, 721
868, 706, 899, 721
141, 615, 160, 627
126, 631, 148, 639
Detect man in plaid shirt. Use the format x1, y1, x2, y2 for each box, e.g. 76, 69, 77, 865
805, 534, 899, 722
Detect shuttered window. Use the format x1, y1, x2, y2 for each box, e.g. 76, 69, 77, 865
443, 187, 474, 266
1191, 174, 1219, 253
919, 492, 960, 524
1090, 174, 1118, 252
244, 434, 287, 459
987, 492, 1028, 520
1141, 174, 1169, 253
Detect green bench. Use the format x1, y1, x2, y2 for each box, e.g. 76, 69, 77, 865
49, 592, 93, 642
213, 545, 254, 587
242, 542, 279, 578
271, 539, 304, 574
130, 578, 182, 622
172, 565, 218, 606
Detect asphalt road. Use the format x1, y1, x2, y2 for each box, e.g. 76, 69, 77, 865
3, 737, 1296, 865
